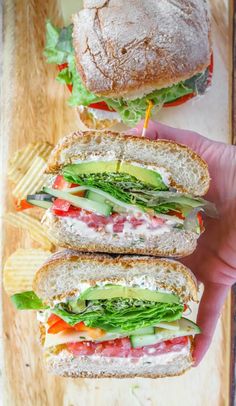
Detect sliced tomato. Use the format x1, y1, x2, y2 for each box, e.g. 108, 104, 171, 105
167, 210, 185, 220
67, 336, 189, 358
52, 198, 71, 212
53, 175, 71, 190
164, 54, 214, 108
89, 102, 115, 112
53, 207, 82, 217
58, 63, 68, 71
197, 212, 204, 228
48, 319, 73, 334
15, 199, 34, 211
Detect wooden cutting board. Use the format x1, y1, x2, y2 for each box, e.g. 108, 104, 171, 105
1, 0, 233, 405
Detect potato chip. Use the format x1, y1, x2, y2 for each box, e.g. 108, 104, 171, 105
8, 142, 53, 184
4, 212, 54, 251
3, 248, 51, 295
12, 156, 48, 201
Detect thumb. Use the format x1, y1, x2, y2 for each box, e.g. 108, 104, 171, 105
193, 282, 229, 365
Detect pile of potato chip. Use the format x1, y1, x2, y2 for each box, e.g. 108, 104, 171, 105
4, 142, 55, 295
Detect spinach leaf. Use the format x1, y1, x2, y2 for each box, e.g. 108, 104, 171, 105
11, 291, 47, 310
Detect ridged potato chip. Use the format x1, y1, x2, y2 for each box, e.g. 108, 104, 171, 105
8, 142, 53, 200
5, 212, 54, 251
3, 248, 51, 295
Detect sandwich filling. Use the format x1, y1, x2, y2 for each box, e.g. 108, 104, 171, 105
11, 285, 200, 359
44, 21, 212, 126
28, 160, 217, 236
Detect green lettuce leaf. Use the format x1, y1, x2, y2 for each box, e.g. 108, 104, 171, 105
44, 20, 204, 126
52, 298, 184, 332
62, 168, 217, 217
11, 291, 47, 310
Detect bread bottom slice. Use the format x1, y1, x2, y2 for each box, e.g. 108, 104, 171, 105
44, 346, 193, 378
77, 106, 120, 130
42, 211, 198, 257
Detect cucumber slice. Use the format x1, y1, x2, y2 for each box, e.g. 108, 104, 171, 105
131, 318, 201, 348
43, 187, 112, 217
86, 190, 107, 204
27, 199, 52, 209
27, 193, 53, 202
128, 327, 155, 336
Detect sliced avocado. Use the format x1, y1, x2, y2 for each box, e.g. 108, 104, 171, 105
130, 318, 201, 348
68, 300, 86, 313
119, 162, 167, 189
64, 161, 119, 175
63, 161, 167, 190
79, 285, 179, 304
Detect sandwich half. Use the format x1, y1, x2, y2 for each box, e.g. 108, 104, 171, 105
11, 251, 200, 378
29, 131, 216, 257
44, 0, 212, 128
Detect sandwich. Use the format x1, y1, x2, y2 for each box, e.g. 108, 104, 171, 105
26, 131, 217, 257
44, 0, 213, 128
11, 251, 200, 378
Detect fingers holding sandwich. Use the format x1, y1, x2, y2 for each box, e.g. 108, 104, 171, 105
193, 282, 229, 366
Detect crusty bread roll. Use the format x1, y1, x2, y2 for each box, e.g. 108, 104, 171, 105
35, 251, 196, 378
46, 131, 210, 196
72, 0, 211, 99
33, 250, 198, 302
43, 130, 210, 257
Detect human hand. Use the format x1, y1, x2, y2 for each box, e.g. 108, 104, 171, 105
129, 120, 236, 365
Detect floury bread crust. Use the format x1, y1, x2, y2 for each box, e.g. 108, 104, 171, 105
33, 250, 198, 303
72, 0, 211, 98
46, 131, 210, 196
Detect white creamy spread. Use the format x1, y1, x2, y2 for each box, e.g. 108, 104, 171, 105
64, 216, 172, 239
84, 343, 190, 366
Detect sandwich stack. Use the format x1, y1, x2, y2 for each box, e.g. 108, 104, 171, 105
10, 130, 216, 378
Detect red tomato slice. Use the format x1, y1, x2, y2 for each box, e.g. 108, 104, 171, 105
53, 208, 82, 217
167, 210, 185, 220
52, 198, 71, 212
53, 175, 71, 190
197, 212, 204, 228
67, 336, 189, 358
15, 199, 34, 211
88, 102, 115, 112
164, 54, 214, 108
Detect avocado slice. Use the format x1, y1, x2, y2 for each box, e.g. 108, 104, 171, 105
64, 161, 119, 175
63, 161, 167, 189
120, 162, 168, 189
130, 318, 201, 348
79, 285, 179, 304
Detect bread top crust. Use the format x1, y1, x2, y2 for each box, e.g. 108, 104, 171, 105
46, 130, 210, 196
33, 250, 198, 302
73, 0, 211, 98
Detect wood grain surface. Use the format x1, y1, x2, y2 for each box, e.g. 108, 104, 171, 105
1, 1, 233, 405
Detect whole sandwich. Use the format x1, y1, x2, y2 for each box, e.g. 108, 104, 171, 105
26, 131, 217, 257
44, 0, 213, 128
11, 251, 200, 378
